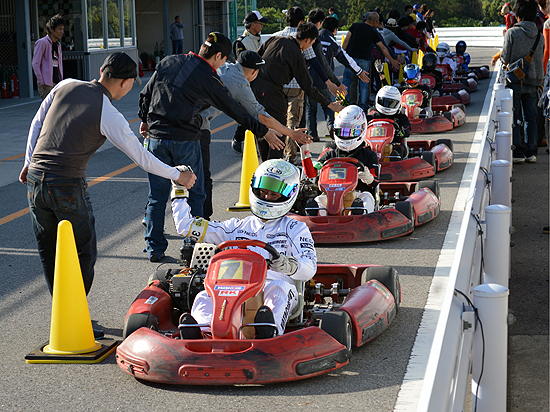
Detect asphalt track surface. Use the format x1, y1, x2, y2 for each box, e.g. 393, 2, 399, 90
0, 48, 542, 411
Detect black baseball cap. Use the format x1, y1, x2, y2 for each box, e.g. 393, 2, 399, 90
204, 32, 235, 63
237, 50, 265, 70
244, 11, 268, 24
101, 52, 141, 85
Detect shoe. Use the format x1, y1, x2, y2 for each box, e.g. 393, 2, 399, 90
525, 155, 537, 163
231, 138, 243, 154
512, 157, 525, 164
93, 329, 104, 340
149, 253, 165, 262
178, 313, 202, 339
254, 306, 276, 339
543, 226, 549, 234
141, 214, 146, 226
312, 135, 320, 142
350, 198, 364, 215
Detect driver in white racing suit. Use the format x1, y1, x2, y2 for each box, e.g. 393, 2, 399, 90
171, 159, 317, 338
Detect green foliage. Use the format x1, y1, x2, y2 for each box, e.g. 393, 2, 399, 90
257, 7, 286, 34
437, 17, 484, 27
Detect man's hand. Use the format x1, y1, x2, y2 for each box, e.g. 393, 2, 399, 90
397, 55, 407, 65
328, 102, 345, 113
336, 83, 347, 96
19, 166, 28, 185
268, 254, 298, 275
326, 80, 339, 96
289, 128, 313, 145
390, 58, 400, 70
358, 71, 370, 83
264, 129, 285, 151
174, 165, 196, 190
139, 122, 149, 138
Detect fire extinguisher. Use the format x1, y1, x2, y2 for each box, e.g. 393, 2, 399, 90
10, 69, 19, 99
0, 68, 8, 99
147, 55, 153, 71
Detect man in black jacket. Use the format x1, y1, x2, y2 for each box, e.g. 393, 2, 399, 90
251, 22, 343, 161
139, 32, 276, 262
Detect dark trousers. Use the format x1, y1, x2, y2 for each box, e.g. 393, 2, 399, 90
200, 129, 213, 219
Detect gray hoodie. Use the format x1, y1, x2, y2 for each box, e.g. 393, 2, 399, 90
501, 21, 544, 87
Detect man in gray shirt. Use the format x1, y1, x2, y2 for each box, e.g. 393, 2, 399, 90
170, 15, 184, 54
199, 50, 312, 217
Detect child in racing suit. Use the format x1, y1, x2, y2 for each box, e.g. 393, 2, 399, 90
450, 40, 470, 73
308, 105, 380, 215
435, 42, 457, 79
369, 85, 412, 159
171, 160, 317, 339
398, 64, 433, 120
421, 52, 444, 96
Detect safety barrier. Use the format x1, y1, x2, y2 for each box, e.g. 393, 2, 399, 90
394, 64, 513, 412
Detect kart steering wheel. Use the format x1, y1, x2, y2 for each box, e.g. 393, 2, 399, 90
216, 239, 280, 261
325, 157, 365, 171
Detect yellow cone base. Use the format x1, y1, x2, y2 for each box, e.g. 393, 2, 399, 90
227, 203, 251, 211
25, 338, 119, 364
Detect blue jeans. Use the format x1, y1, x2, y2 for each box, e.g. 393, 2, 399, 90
145, 138, 205, 255
26, 169, 96, 295
507, 83, 539, 158
172, 39, 183, 54
343, 58, 371, 113
306, 88, 334, 138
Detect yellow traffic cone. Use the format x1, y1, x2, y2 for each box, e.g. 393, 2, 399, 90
398, 64, 404, 84
411, 51, 418, 66
418, 50, 424, 68
434, 34, 439, 49
25, 220, 118, 363
382, 62, 391, 85
227, 130, 259, 211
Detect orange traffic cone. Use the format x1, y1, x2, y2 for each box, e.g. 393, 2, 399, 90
227, 130, 259, 211
25, 220, 118, 363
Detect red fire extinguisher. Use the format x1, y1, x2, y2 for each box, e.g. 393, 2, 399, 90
0, 68, 8, 99
10, 69, 19, 99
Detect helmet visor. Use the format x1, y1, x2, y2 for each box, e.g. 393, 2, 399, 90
334, 125, 364, 139
377, 97, 401, 109
251, 175, 297, 198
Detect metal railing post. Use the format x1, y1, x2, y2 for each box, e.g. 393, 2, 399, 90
490, 160, 512, 208
472, 283, 509, 412
498, 111, 513, 134
484, 205, 511, 287
495, 131, 512, 163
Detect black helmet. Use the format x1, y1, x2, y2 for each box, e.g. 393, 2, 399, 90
422, 52, 437, 73
456, 40, 467, 55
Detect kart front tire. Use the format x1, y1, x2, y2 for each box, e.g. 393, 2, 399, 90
418, 180, 441, 200
361, 266, 401, 312
123, 313, 159, 340
395, 200, 415, 230
320, 311, 353, 355
435, 138, 454, 153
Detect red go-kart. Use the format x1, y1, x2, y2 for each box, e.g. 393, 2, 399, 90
401, 88, 465, 134
420, 73, 470, 110
290, 157, 440, 243
452, 55, 490, 80
366, 118, 453, 180
436, 64, 477, 93
116, 239, 400, 384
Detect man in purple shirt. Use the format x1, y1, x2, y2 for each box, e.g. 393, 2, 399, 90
32, 14, 64, 99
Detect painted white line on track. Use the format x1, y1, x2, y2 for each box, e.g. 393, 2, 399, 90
393, 71, 498, 412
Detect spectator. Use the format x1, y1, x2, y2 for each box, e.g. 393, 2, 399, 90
138, 32, 274, 262
169, 15, 184, 54
500, 0, 544, 163
535, 0, 548, 30
405, 4, 414, 17
32, 14, 64, 100
382, 18, 417, 54
417, 4, 428, 22
328, 7, 338, 19
20, 52, 196, 300
231, 10, 269, 155
424, 9, 436, 36
502, 3, 517, 35
342, 12, 399, 113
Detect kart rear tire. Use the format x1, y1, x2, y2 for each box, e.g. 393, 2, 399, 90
395, 200, 415, 230
421, 150, 436, 172
320, 311, 353, 355
435, 138, 454, 153
361, 266, 401, 312
418, 180, 440, 200
123, 313, 159, 340
148, 268, 172, 292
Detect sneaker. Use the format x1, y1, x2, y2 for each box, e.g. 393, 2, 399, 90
312, 135, 320, 142
525, 155, 537, 163
231, 138, 243, 154
254, 306, 276, 339
350, 198, 364, 215
93, 329, 104, 340
141, 214, 147, 226
512, 157, 525, 164
149, 253, 165, 263
543, 226, 549, 234
178, 313, 202, 340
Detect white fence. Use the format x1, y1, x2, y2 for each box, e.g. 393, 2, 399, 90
395, 64, 513, 411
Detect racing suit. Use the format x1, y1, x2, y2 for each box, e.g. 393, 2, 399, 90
172, 198, 317, 336
313, 142, 380, 214
436, 56, 457, 79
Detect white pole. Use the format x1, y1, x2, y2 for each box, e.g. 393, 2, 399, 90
472, 283, 509, 412
500, 97, 513, 114
490, 160, 512, 208
498, 112, 513, 135
495, 131, 512, 163
484, 205, 511, 287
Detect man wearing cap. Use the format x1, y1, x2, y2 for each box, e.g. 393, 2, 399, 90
199, 50, 313, 218
139, 32, 278, 262
230, 10, 268, 155
19, 52, 196, 300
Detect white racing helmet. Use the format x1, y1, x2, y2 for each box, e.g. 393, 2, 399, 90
375, 85, 402, 116
333, 105, 367, 152
436, 42, 450, 59
249, 159, 300, 220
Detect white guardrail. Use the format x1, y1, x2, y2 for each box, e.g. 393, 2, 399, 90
394, 64, 513, 412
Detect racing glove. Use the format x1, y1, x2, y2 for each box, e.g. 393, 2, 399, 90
268, 254, 298, 276
357, 168, 374, 185
171, 165, 192, 200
